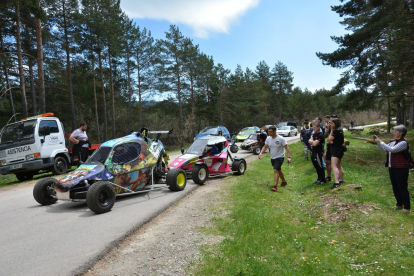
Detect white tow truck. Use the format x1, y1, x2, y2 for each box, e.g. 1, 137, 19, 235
0, 113, 76, 181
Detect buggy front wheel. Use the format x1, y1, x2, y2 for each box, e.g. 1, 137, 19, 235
253, 146, 261, 155
166, 169, 187, 191
86, 181, 116, 214
33, 177, 58, 205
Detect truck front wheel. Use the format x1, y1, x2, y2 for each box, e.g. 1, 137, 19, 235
16, 172, 34, 182
51, 156, 68, 175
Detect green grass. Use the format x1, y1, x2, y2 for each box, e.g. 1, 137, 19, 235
165, 142, 192, 155
194, 130, 414, 275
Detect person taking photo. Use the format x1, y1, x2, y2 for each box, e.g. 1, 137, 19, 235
374, 125, 410, 214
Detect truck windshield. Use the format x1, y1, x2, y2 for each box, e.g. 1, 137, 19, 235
0, 120, 37, 144
88, 146, 112, 164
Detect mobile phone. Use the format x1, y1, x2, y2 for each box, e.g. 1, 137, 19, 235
373, 135, 377, 140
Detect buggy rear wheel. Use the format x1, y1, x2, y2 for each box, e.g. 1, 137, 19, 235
253, 146, 261, 155
192, 165, 209, 185
86, 181, 116, 214
232, 159, 247, 175
33, 177, 58, 205
166, 169, 187, 191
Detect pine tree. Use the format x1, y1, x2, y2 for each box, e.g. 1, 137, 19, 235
271, 61, 293, 122
156, 25, 189, 140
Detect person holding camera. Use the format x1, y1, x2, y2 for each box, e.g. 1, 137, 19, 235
328, 118, 345, 189
374, 125, 410, 213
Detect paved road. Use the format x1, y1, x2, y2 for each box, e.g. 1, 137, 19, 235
0, 135, 299, 276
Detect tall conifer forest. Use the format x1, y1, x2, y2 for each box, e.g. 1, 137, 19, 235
1, 0, 413, 143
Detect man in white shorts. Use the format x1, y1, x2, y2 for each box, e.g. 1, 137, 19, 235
258, 125, 291, 191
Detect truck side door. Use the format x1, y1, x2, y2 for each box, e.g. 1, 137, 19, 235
38, 120, 65, 158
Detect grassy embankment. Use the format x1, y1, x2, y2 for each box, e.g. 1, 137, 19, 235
195, 126, 414, 275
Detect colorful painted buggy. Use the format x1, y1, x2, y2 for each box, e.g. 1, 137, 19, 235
33, 129, 187, 214
240, 132, 268, 155
169, 135, 246, 185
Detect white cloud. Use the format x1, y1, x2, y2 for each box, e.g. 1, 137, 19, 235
120, 0, 260, 38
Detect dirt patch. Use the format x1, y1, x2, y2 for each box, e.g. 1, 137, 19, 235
84, 174, 237, 276
318, 191, 380, 224
84, 153, 258, 276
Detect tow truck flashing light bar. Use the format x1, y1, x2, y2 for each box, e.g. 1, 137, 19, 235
21, 113, 55, 121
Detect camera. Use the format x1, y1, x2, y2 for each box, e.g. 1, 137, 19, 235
373, 135, 377, 140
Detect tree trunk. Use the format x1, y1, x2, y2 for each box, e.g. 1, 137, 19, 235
190, 74, 195, 139
402, 99, 406, 126
15, 3, 28, 118
136, 53, 142, 128
175, 53, 183, 142
108, 51, 115, 139
387, 98, 391, 133
35, 0, 46, 114
91, 53, 100, 143
127, 51, 133, 130
278, 82, 283, 121
219, 79, 224, 125
63, 0, 76, 129
409, 96, 413, 129
98, 48, 107, 141
0, 29, 16, 121
29, 62, 37, 115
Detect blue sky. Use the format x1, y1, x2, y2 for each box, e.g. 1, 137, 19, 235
121, 0, 347, 92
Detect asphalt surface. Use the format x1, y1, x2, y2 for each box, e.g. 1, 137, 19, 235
0, 135, 300, 276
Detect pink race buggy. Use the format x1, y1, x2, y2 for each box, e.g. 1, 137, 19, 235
168, 135, 246, 184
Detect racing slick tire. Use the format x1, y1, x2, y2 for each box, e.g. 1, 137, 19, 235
253, 146, 262, 155
232, 159, 247, 175
16, 172, 34, 182
230, 144, 238, 153
166, 169, 187, 191
51, 156, 68, 175
192, 164, 209, 185
33, 177, 58, 205
86, 181, 116, 214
